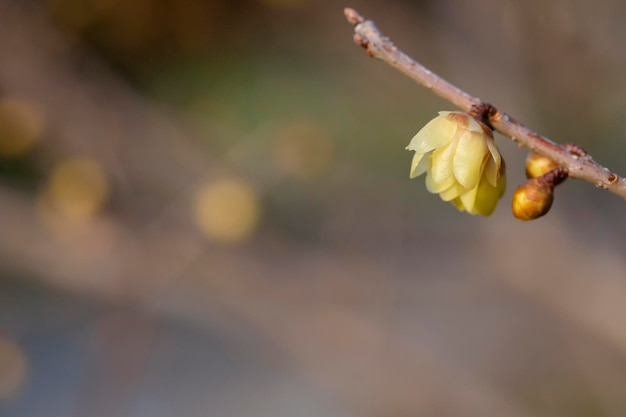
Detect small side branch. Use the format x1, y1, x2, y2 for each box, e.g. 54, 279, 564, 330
344, 8, 626, 200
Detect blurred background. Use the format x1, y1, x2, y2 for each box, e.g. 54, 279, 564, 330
1, 0, 626, 416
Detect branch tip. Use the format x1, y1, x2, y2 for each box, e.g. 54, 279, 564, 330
344, 8, 364, 26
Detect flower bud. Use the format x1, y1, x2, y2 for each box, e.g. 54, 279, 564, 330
525, 152, 559, 179
511, 177, 554, 220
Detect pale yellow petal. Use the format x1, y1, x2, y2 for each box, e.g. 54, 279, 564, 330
486, 139, 502, 168
465, 115, 486, 134
425, 167, 457, 194
425, 169, 442, 193
452, 130, 488, 190
484, 157, 498, 187
451, 197, 465, 212
406, 115, 456, 154
496, 170, 507, 198
469, 200, 496, 216
467, 172, 506, 216
429, 140, 458, 189
409, 152, 429, 178
459, 185, 479, 212
440, 111, 471, 130
438, 182, 465, 201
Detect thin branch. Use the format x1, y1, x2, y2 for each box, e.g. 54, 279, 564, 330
344, 8, 626, 201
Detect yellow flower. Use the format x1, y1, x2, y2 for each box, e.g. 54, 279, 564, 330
406, 111, 506, 216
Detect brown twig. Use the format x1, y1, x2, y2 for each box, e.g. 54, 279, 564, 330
344, 8, 626, 200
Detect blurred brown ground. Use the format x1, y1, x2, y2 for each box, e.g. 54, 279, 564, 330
0, 0, 626, 416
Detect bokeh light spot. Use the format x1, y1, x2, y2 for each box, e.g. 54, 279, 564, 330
0, 97, 45, 158
273, 120, 335, 180
43, 157, 109, 221
194, 178, 260, 244
0, 337, 29, 401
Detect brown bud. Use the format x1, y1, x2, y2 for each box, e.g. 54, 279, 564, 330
525, 152, 559, 179
511, 177, 554, 220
